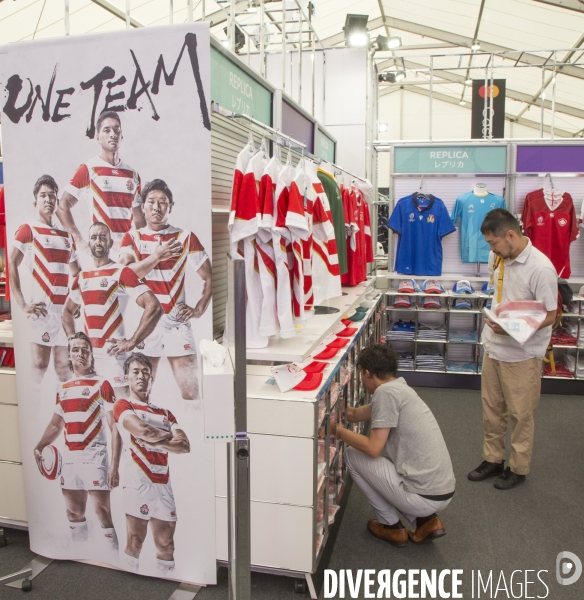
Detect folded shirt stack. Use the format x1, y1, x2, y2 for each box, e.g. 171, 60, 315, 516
550, 327, 578, 346
387, 320, 416, 340
447, 361, 477, 373
563, 353, 584, 377
417, 323, 447, 340
415, 350, 445, 371
397, 351, 414, 371
543, 362, 573, 378
449, 330, 478, 343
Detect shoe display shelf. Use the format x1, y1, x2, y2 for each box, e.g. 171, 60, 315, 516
214, 282, 385, 598
384, 273, 489, 376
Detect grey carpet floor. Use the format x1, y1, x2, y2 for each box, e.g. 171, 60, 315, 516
2, 387, 584, 599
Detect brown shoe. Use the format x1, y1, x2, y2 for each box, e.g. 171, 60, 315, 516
408, 516, 446, 544
367, 519, 408, 547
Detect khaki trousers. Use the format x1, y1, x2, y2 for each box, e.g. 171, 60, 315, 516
481, 354, 542, 475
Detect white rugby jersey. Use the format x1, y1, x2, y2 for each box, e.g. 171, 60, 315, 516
66, 156, 141, 242
13, 221, 77, 313
69, 263, 150, 355
113, 397, 180, 485
54, 374, 115, 463
306, 162, 341, 304
119, 226, 208, 319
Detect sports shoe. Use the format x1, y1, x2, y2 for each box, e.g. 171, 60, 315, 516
367, 520, 408, 547
468, 460, 505, 481
494, 467, 526, 490
408, 516, 446, 544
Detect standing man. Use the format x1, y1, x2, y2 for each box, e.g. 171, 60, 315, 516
113, 353, 190, 576
468, 209, 557, 489
334, 344, 455, 547
119, 179, 212, 404
34, 332, 121, 553
9, 175, 80, 385
62, 222, 163, 395
57, 110, 145, 253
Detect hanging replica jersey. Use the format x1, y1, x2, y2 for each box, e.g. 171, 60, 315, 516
114, 397, 180, 485
54, 374, 115, 463
13, 220, 77, 313
451, 192, 506, 263
119, 226, 209, 319
69, 263, 150, 355
65, 156, 141, 242
341, 187, 374, 286
308, 167, 341, 304
389, 193, 455, 276
317, 169, 348, 275
521, 188, 578, 278
272, 164, 302, 338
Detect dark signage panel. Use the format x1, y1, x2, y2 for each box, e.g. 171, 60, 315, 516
471, 79, 506, 139
282, 100, 315, 154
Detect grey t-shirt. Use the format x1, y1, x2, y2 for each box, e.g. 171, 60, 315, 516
371, 378, 456, 496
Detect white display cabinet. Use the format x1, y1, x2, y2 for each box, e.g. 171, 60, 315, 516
214, 282, 385, 597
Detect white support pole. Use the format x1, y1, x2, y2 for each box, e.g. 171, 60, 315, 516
169, 0, 173, 24
540, 66, 545, 139
282, 4, 286, 92
400, 87, 404, 140
489, 57, 494, 140
126, 0, 131, 28
202, 0, 205, 20
260, 0, 265, 78
64, 0, 70, 36
429, 56, 433, 142
551, 52, 557, 141
483, 64, 488, 139
230, 0, 236, 52
187, 0, 193, 22
298, 7, 303, 106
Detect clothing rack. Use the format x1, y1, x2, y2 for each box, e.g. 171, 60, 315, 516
323, 161, 367, 183
212, 104, 307, 150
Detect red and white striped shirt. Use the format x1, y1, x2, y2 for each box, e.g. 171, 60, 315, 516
54, 374, 115, 463
13, 220, 77, 312
65, 156, 141, 241
113, 398, 180, 485
119, 226, 208, 319
69, 263, 150, 355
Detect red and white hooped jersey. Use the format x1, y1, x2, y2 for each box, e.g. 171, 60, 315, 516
113, 397, 180, 485
69, 263, 150, 355
54, 374, 115, 463
12, 220, 77, 312
65, 156, 141, 241
119, 226, 209, 319
341, 187, 374, 286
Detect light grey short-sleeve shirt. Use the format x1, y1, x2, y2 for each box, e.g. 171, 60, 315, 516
371, 378, 456, 496
481, 239, 558, 362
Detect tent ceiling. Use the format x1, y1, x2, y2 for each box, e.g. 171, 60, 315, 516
1, 0, 584, 135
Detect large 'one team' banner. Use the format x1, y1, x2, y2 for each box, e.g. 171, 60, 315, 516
1, 24, 216, 584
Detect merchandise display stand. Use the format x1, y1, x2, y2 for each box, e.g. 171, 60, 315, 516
215, 281, 385, 599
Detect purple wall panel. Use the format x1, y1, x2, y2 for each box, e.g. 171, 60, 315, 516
516, 145, 584, 172
282, 100, 314, 153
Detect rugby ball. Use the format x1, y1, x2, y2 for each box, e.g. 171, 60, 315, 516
41, 445, 62, 480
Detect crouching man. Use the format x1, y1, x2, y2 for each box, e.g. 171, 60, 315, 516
333, 344, 455, 547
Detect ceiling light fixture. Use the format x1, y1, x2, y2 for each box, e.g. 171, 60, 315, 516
459, 100, 466, 106
378, 122, 388, 132
471, 41, 481, 51
344, 14, 369, 48
395, 71, 406, 82
223, 25, 246, 53
375, 35, 402, 50
465, 77, 473, 85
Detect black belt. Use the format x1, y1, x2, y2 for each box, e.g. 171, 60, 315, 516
419, 491, 455, 501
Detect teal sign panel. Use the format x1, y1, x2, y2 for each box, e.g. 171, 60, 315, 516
210, 46, 272, 125
394, 146, 507, 173
316, 129, 336, 163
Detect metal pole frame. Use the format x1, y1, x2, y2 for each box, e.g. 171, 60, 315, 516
64, 0, 70, 35
260, 0, 265, 78
227, 255, 251, 600
229, 0, 236, 53
282, 3, 287, 93
298, 6, 303, 106
551, 52, 557, 141
126, 0, 131, 28
540, 65, 546, 139
429, 57, 433, 142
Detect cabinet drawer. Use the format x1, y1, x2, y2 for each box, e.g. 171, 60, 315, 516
0, 371, 18, 405
216, 497, 314, 572
0, 462, 27, 522
0, 404, 22, 462
248, 397, 316, 437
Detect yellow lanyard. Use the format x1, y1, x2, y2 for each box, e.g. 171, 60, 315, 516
489, 256, 504, 303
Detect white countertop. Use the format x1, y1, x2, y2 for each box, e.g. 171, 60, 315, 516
245, 282, 375, 363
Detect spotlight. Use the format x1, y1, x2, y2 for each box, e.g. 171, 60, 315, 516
344, 14, 369, 48
471, 41, 481, 51
223, 25, 246, 53
378, 72, 396, 83
378, 123, 388, 132
459, 100, 466, 106
395, 71, 406, 82
375, 35, 402, 51
465, 78, 473, 85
